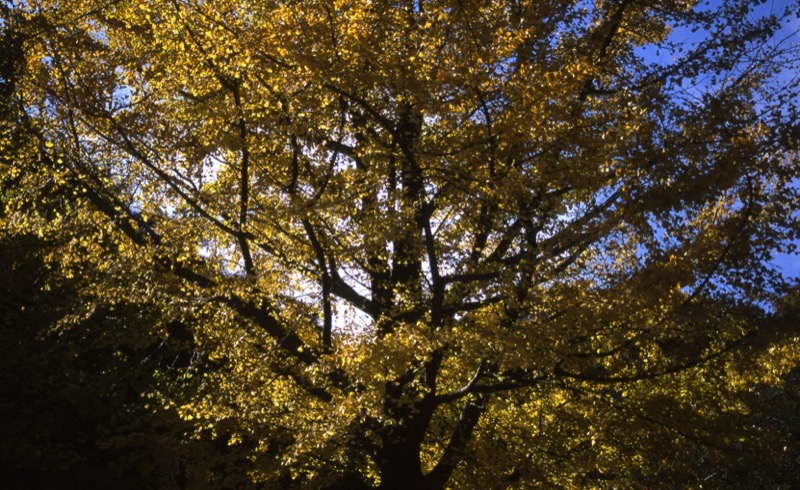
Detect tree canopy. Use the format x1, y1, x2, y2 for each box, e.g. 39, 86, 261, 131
3, 0, 800, 487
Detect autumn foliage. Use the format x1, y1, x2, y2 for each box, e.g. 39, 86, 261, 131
2, 0, 800, 488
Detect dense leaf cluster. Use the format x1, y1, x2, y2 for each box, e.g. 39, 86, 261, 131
2, 0, 800, 488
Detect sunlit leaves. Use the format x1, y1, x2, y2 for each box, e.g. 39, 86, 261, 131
3, 0, 800, 487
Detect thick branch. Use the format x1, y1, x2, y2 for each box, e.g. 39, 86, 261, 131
329, 259, 379, 317
434, 360, 485, 403
230, 81, 255, 276
424, 394, 489, 489
421, 216, 444, 326
302, 218, 333, 347
435, 364, 549, 404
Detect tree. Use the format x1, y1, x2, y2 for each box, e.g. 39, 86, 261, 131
3, 0, 800, 487
0, 228, 273, 489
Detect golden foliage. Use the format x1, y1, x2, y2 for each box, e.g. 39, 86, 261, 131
3, 0, 800, 487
